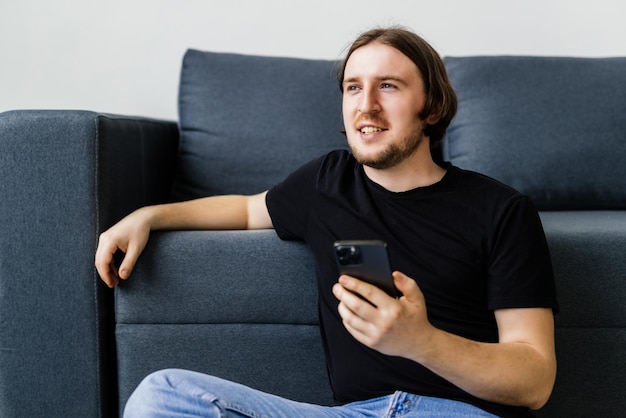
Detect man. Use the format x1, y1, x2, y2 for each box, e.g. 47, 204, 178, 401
96, 27, 558, 417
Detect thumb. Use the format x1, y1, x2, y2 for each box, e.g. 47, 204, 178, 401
392, 271, 423, 301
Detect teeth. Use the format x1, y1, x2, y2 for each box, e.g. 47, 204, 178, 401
360, 126, 382, 134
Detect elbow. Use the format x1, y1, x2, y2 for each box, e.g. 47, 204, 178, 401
502, 353, 557, 410
527, 366, 557, 411
528, 393, 551, 411
527, 385, 554, 411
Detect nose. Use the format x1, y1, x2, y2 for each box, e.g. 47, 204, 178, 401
358, 87, 381, 114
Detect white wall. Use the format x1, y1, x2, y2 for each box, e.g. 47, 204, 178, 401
2, 0, 625, 120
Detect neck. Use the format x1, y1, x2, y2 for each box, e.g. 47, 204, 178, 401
363, 145, 446, 193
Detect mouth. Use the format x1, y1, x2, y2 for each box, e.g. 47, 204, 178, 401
356, 123, 388, 135
360, 126, 383, 134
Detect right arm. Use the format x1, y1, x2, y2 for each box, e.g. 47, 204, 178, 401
95, 191, 272, 287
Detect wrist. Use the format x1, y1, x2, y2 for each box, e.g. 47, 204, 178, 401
132, 205, 161, 229
411, 323, 444, 365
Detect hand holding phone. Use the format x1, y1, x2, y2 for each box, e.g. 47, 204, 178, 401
333, 240, 400, 298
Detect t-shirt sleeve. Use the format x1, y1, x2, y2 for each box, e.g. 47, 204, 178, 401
487, 195, 559, 312
265, 155, 324, 241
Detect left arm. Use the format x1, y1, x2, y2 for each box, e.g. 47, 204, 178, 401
332, 271, 557, 410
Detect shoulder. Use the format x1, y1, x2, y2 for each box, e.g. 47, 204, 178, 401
446, 165, 540, 221
265, 149, 356, 239
268, 149, 354, 196
316, 149, 364, 194
319, 149, 355, 170
449, 166, 530, 202
449, 165, 520, 196
291, 149, 354, 176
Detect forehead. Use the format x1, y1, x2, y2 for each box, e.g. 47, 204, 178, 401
343, 42, 422, 82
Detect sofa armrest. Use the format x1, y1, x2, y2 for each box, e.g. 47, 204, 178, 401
0, 110, 178, 418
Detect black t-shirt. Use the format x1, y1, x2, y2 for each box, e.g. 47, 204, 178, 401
266, 150, 558, 418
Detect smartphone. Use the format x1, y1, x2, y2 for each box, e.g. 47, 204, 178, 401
333, 240, 400, 298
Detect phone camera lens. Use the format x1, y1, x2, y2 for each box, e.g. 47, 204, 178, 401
337, 245, 362, 265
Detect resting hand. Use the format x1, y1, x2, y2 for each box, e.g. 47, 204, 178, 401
95, 209, 151, 288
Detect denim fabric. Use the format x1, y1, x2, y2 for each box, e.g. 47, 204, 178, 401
124, 369, 498, 418
443, 56, 626, 210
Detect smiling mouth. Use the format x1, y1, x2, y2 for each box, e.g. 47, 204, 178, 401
360, 126, 382, 134
359, 126, 389, 135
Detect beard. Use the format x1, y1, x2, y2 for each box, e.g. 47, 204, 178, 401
349, 125, 426, 170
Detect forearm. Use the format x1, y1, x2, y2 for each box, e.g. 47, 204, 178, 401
141, 195, 250, 231
133, 191, 271, 232
414, 322, 556, 409
333, 274, 556, 410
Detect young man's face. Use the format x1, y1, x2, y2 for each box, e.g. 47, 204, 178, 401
342, 42, 431, 170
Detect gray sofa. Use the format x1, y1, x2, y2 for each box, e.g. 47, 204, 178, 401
1, 49, 625, 417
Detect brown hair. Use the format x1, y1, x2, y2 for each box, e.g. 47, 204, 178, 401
338, 27, 457, 146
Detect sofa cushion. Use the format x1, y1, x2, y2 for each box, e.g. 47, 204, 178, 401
172, 50, 347, 200
443, 56, 626, 210
539, 211, 626, 328
536, 211, 626, 417
115, 230, 334, 415
115, 230, 319, 325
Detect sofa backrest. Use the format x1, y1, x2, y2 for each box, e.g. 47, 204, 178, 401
443, 56, 626, 210
171, 50, 348, 201
173, 51, 626, 210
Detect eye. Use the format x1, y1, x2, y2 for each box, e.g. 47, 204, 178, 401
381, 83, 396, 89
345, 84, 361, 92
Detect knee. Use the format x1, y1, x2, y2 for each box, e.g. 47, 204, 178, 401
123, 368, 190, 418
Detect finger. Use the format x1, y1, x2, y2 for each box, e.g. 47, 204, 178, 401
333, 280, 365, 308
105, 261, 120, 288
118, 243, 142, 280
337, 298, 372, 340
97, 263, 119, 288
392, 271, 423, 302
95, 241, 120, 288
338, 275, 390, 308
333, 281, 381, 332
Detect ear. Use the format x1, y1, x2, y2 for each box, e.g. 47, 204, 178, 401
425, 113, 440, 125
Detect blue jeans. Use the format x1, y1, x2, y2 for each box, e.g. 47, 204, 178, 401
124, 369, 498, 417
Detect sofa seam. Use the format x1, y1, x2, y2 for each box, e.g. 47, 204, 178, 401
92, 113, 104, 418
115, 322, 321, 327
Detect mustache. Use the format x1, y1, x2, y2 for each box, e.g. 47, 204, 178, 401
355, 114, 388, 127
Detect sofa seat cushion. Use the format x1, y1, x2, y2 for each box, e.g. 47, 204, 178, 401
115, 230, 319, 325
444, 56, 626, 210
173, 50, 347, 200
539, 211, 626, 328
536, 210, 626, 416
115, 230, 334, 414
